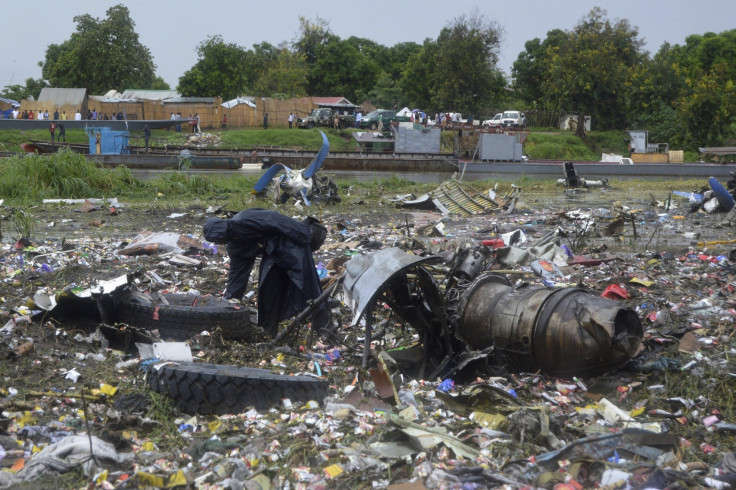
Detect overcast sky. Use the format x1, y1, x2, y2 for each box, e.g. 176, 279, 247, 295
2, 0, 735, 94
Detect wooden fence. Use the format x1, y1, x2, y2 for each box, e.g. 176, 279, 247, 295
18, 102, 86, 120
522, 109, 563, 129
18, 96, 320, 129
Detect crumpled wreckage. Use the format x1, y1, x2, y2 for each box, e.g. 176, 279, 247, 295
682, 175, 736, 221
341, 247, 642, 379
392, 180, 521, 217
559, 161, 608, 189
252, 130, 341, 205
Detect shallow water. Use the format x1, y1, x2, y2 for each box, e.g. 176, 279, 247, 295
130, 167, 699, 184
128, 168, 727, 253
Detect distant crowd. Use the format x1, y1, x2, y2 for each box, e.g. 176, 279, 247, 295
4, 108, 129, 121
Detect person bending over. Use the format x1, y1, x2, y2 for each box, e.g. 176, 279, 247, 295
203, 209, 329, 337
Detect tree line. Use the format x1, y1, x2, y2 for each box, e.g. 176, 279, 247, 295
2, 5, 735, 149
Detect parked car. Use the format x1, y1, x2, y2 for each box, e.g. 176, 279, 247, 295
482, 113, 503, 127
500, 110, 527, 128
359, 110, 411, 130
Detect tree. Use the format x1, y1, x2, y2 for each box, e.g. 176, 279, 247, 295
178, 36, 252, 100
512, 29, 566, 107
309, 36, 380, 102
666, 30, 736, 147
673, 30, 736, 82
384, 42, 422, 81
676, 63, 736, 146
254, 44, 309, 98
625, 42, 686, 139
400, 39, 439, 110
293, 16, 332, 94
432, 10, 505, 114
148, 76, 171, 90
544, 8, 644, 136
365, 72, 405, 109
631, 99, 683, 146
1, 78, 48, 101
41, 4, 157, 93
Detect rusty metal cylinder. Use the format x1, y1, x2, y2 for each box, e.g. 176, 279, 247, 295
457, 274, 642, 377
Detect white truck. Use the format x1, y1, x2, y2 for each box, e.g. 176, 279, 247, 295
500, 110, 527, 128
482, 113, 502, 127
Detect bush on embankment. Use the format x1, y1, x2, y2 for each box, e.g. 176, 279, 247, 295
0, 150, 144, 201
524, 132, 598, 160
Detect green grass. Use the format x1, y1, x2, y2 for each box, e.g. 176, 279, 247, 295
0, 127, 359, 153
586, 130, 632, 156
137, 127, 359, 152
144, 392, 187, 451
0, 129, 90, 151
218, 128, 357, 151
524, 132, 598, 160
0, 149, 141, 201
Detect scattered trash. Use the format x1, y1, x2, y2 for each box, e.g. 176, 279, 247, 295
1, 175, 735, 489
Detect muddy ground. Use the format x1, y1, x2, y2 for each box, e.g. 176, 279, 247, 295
0, 183, 735, 488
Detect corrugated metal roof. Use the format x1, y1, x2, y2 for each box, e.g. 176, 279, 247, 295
120, 89, 180, 100
0, 96, 20, 107
38, 88, 88, 105
313, 96, 356, 107
88, 95, 140, 103
163, 97, 216, 104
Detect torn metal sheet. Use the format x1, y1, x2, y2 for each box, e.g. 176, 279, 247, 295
32, 274, 131, 312
534, 428, 678, 466
136, 342, 193, 362
393, 193, 451, 214
341, 247, 441, 326
495, 242, 569, 267
30, 274, 134, 329
387, 413, 481, 460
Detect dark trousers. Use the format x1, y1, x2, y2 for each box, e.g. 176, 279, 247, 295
259, 267, 294, 336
